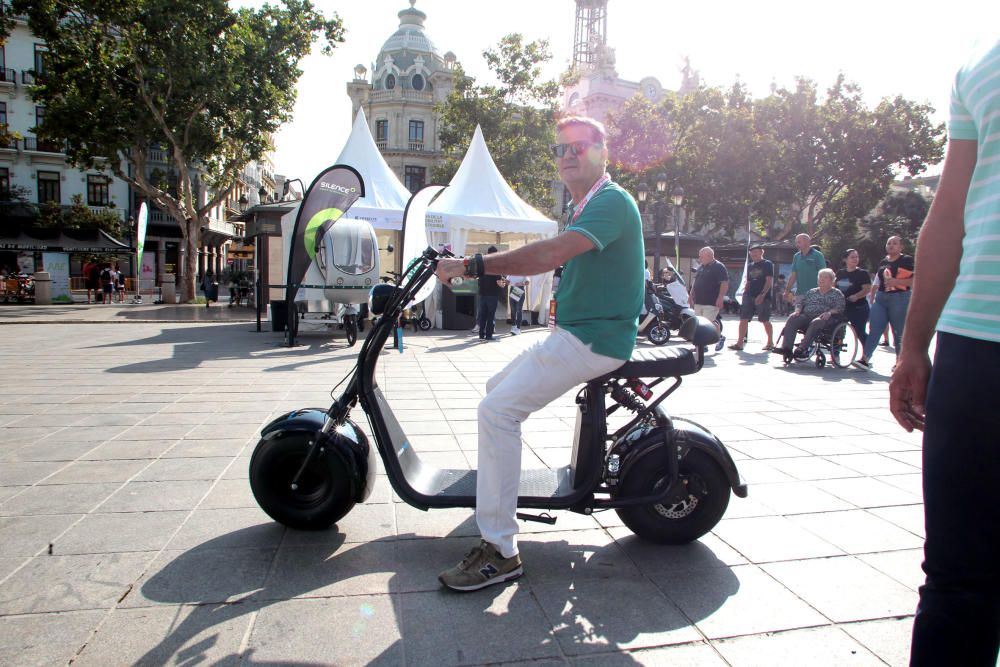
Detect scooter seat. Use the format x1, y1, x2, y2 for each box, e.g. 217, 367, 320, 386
610, 345, 699, 379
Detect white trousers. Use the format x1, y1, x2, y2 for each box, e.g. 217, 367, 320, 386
476, 328, 624, 558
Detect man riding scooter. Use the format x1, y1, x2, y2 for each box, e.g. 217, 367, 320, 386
434, 115, 645, 591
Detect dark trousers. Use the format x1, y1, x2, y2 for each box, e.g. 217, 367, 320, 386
910, 332, 1000, 666
780, 313, 833, 351
478, 295, 499, 340
845, 301, 870, 346
510, 292, 525, 328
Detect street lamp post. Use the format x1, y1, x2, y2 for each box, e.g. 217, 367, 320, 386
671, 186, 685, 273
637, 173, 670, 276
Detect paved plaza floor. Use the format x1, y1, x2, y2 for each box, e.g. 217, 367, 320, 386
0, 304, 926, 665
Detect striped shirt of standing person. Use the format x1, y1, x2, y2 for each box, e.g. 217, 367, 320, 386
937, 38, 1000, 342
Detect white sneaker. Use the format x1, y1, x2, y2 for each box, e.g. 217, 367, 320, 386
471, 325, 479, 333
511, 327, 520, 335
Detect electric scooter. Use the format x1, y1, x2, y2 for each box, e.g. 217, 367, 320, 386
637, 281, 672, 345
249, 247, 747, 545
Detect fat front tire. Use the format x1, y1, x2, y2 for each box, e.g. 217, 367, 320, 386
648, 324, 671, 345
615, 449, 731, 544
249, 434, 355, 530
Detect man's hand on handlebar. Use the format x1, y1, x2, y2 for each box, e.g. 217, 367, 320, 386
436, 258, 466, 285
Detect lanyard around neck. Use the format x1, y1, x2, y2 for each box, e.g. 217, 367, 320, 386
568, 174, 611, 225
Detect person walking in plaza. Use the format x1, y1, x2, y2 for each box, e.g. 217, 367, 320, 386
889, 38, 1000, 667
113, 263, 126, 303
476, 246, 505, 341
201, 269, 216, 308
434, 116, 644, 591
835, 249, 872, 346
689, 246, 729, 351
783, 233, 826, 308
852, 236, 914, 370
83, 259, 99, 304
506, 273, 530, 335
99, 263, 115, 304
774, 268, 845, 359
730, 245, 774, 351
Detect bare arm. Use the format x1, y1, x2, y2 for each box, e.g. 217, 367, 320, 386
890, 138, 977, 432
435, 231, 595, 282
716, 281, 729, 309
756, 276, 773, 304
785, 271, 797, 294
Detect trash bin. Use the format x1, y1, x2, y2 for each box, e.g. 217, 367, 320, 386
270, 299, 287, 332
442, 287, 477, 330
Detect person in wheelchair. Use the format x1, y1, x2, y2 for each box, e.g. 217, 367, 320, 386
775, 268, 846, 360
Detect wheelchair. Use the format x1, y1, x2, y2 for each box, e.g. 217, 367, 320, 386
778, 315, 860, 368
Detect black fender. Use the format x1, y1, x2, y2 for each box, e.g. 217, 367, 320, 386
615, 418, 748, 498
258, 408, 378, 503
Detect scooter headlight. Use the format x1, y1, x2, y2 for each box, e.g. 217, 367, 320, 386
368, 283, 399, 315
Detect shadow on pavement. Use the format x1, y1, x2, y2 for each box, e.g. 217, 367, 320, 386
131, 524, 739, 665
85, 323, 361, 374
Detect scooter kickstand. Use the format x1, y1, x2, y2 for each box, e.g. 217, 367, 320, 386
516, 512, 557, 525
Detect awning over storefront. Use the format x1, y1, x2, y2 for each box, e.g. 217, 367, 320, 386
0, 228, 129, 253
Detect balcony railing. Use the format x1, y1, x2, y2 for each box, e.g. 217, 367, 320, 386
376, 140, 387, 151
369, 89, 434, 104
148, 148, 168, 163
21, 70, 35, 85
408, 141, 424, 151
0, 135, 16, 150
23, 136, 66, 154
0, 69, 15, 84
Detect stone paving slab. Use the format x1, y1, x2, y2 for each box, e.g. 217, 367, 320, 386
0, 316, 937, 665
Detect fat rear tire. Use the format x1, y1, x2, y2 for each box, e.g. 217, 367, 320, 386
249, 433, 355, 530
615, 449, 730, 544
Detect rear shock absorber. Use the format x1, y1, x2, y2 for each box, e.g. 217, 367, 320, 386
610, 380, 649, 414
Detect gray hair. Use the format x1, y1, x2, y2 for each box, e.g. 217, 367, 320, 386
818, 268, 836, 281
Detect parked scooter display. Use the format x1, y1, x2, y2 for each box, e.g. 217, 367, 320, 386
637, 281, 672, 345
250, 247, 746, 546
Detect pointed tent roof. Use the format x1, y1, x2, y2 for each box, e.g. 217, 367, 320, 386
335, 107, 411, 230
427, 125, 557, 236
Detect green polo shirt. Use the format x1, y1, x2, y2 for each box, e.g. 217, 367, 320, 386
556, 182, 645, 360
791, 248, 826, 294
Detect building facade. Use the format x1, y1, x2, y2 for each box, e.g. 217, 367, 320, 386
345, 0, 457, 193
0, 17, 130, 219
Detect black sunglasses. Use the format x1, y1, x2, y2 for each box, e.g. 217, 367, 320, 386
550, 141, 602, 158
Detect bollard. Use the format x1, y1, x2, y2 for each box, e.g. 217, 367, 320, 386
33, 271, 52, 305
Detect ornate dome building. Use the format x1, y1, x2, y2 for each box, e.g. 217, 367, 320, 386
346, 1, 457, 193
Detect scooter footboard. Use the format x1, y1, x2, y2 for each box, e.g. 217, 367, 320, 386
616, 419, 747, 498
258, 408, 378, 503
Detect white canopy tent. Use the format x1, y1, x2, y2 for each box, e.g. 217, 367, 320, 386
276, 108, 411, 316
335, 107, 411, 231
425, 125, 559, 322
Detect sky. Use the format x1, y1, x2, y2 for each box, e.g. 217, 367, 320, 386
238, 0, 1000, 184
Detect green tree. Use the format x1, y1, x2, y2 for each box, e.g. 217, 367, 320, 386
433, 34, 559, 212
15, 0, 344, 300
605, 75, 945, 244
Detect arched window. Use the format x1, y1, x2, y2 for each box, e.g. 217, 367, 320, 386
411, 73, 424, 91
385, 73, 396, 90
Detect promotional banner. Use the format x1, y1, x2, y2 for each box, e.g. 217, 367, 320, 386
41, 252, 71, 303
285, 165, 364, 344
136, 202, 148, 271
734, 211, 753, 300
400, 184, 445, 307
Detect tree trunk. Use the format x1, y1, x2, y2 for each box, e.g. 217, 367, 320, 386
180, 219, 200, 302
